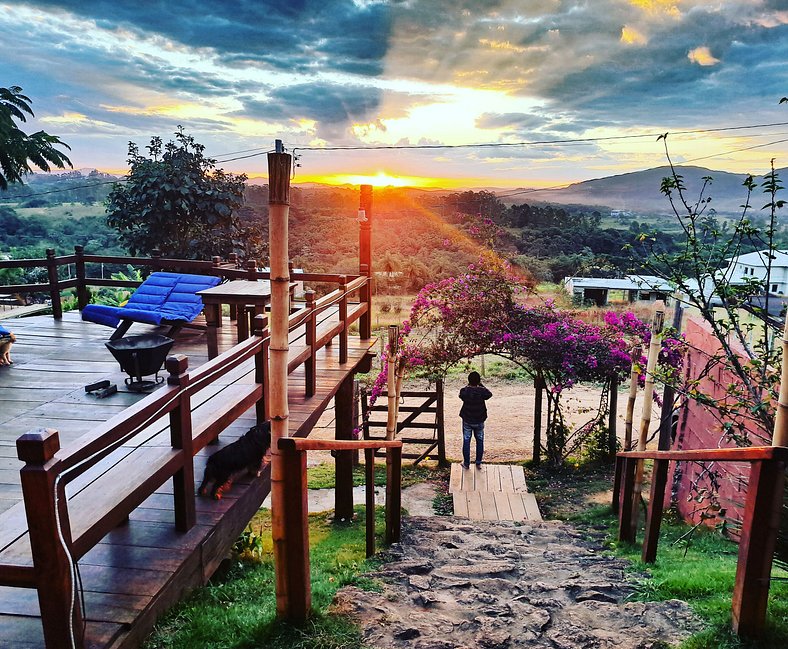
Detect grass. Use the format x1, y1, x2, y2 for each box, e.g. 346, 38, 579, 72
144, 507, 385, 649
551, 469, 788, 649
307, 460, 449, 491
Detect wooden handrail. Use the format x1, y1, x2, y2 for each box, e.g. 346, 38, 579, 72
278, 438, 402, 452
615, 444, 786, 638
617, 446, 788, 462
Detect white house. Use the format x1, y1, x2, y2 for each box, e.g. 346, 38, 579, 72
563, 275, 673, 306
719, 250, 788, 296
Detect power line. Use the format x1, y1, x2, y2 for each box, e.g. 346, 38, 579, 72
0, 178, 126, 202
292, 121, 788, 154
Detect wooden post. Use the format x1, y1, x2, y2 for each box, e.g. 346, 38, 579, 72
385, 444, 402, 544
335, 375, 355, 521
253, 314, 269, 423
268, 142, 300, 620
732, 459, 785, 636
385, 326, 399, 543
17, 429, 83, 649
624, 345, 641, 451
339, 275, 348, 364
533, 374, 544, 464
658, 298, 684, 451
771, 316, 788, 447
45, 248, 62, 320
436, 378, 448, 467
359, 185, 373, 339
642, 458, 669, 563
279, 443, 311, 623
365, 447, 375, 558
304, 290, 316, 397
617, 456, 637, 544
607, 377, 618, 458
166, 355, 195, 532
74, 245, 89, 310
151, 249, 162, 272
612, 455, 623, 513
632, 304, 664, 538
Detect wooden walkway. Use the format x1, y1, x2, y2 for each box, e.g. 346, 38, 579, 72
449, 463, 542, 522
0, 311, 374, 648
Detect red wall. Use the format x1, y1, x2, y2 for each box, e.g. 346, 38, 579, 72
670, 318, 768, 538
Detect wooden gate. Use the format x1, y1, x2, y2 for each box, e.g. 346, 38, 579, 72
361, 379, 447, 466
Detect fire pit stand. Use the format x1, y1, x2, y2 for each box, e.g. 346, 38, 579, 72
105, 334, 175, 392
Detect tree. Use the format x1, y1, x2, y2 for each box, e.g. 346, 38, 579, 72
106, 128, 247, 259
0, 86, 72, 190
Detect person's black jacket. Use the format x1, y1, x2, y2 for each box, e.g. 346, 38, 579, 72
459, 384, 493, 423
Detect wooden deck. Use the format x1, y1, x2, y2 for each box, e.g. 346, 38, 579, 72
0, 311, 374, 648
449, 463, 542, 522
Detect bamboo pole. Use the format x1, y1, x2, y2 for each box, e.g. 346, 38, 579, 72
267, 142, 307, 620
631, 302, 665, 538
385, 325, 399, 441
624, 345, 642, 452
385, 325, 399, 539
772, 316, 788, 447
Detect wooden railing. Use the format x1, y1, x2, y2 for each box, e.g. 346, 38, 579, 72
276, 437, 402, 621
614, 446, 787, 638
0, 247, 372, 337
0, 271, 372, 649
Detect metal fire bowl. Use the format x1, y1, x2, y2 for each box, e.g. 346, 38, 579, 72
105, 334, 175, 390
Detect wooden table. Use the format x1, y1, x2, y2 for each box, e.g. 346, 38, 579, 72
198, 280, 281, 359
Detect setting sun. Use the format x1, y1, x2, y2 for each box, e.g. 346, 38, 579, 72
307, 171, 436, 188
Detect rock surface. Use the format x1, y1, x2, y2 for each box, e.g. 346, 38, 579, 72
332, 516, 702, 648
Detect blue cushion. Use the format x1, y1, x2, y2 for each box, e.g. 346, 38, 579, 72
0, 324, 11, 337
81, 271, 220, 330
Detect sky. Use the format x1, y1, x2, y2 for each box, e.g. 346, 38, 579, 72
3, 0, 788, 188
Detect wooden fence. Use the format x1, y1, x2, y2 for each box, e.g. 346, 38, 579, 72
614, 446, 787, 638
0, 271, 371, 648
0, 247, 373, 338
361, 379, 447, 466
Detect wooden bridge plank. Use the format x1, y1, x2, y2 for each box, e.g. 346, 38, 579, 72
521, 493, 542, 521
448, 464, 462, 493
499, 465, 515, 492
511, 465, 528, 492
507, 493, 527, 522
452, 493, 469, 518
480, 491, 498, 521
466, 491, 484, 520
494, 492, 514, 521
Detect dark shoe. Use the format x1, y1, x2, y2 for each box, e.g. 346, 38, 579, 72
462, 463, 470, 469
476, 463, 482, 468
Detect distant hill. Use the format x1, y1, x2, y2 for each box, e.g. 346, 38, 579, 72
505, 165, 788, 216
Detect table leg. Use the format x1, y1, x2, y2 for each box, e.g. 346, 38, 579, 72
238, 305, 249, 342
205, 303, 220, 359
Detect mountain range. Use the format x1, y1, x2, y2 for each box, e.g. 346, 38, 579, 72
503, 165, 788, 216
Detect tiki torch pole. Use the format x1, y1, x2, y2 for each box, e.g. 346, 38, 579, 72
772, 316, 788, 447
631, 302, 665, 537
268, 141, 308, 620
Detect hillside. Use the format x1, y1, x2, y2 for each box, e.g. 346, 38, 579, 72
509, 165, 788, 216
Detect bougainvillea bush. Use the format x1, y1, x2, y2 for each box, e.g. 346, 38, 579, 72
369, 257, 683, 465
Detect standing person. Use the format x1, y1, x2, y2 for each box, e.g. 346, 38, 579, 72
0, 324, 15, 366
459, 371, 492, 469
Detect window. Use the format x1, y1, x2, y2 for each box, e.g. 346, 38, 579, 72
772, 284, 779, 293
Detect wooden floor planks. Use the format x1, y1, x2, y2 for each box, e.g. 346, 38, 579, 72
449, 463, 542, 522
0, 311, 375, 649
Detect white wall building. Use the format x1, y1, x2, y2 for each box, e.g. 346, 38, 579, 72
720, 250, 788, 296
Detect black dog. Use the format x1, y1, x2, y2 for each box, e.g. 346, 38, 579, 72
199, 421, 271, 500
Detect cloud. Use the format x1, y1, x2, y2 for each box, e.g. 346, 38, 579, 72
687, 46, 720, 66
19, 0, 393, 77
620, 25, 648, 45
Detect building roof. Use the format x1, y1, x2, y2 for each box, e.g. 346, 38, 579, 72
725, 250, 788, 268
564, 275, 673, 292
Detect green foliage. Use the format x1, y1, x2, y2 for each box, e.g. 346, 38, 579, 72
145, 508, 384, 649
106, 128, 247, 259
0, 86, 72, 190
306, 461, 445, 491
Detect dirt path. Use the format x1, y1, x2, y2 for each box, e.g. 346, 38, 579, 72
334, 516, 701, 649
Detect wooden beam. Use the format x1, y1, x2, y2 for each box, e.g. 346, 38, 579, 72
335, 375, 354, 521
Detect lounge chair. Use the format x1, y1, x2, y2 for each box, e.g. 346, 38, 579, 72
81, 271, 221, 340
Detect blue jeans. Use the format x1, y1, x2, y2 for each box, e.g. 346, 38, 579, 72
462, 420, 485, 466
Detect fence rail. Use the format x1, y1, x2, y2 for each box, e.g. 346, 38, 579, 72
614, 445, 787, 638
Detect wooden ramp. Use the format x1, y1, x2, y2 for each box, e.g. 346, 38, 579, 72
449, 463, 542, 522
